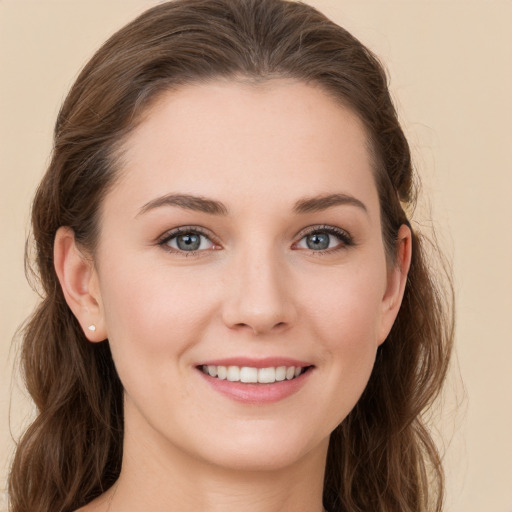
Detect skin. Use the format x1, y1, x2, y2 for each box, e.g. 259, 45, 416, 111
55, 80, 411, 512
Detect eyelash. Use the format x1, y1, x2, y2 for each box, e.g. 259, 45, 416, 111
156, 224, 354, 256
157, 226, 218, 257
294, 225, 354, 255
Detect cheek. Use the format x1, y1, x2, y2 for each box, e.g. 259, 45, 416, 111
302, 255, 387, 397
307, 258, 387, 345
97, 257, 217, 380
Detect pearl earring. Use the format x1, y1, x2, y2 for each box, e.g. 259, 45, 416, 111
88, 324, 96, 332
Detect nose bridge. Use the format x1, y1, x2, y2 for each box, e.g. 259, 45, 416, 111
222, 240, 294, 334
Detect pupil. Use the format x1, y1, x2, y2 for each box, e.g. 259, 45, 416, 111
307, 233, 329, 250
177, 233, 200, 251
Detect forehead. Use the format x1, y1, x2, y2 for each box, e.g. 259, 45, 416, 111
110, 79, 378, 217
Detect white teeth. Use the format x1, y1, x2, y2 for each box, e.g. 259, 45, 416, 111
217, 365, 227, 380
201, 365, 307, 383
227, 366, 240, 381
240, 367, 258, 383
258, 367, 276, 383
275, 366, 286, 381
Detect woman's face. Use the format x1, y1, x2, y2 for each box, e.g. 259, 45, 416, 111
89, 80, 407, 472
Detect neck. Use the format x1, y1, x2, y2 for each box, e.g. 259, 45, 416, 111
110, 411, 328, 512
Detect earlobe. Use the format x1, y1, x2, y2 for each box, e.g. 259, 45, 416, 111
377, 224, 412, 344
53, 227, 107, 342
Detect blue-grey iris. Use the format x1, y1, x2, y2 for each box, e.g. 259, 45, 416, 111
307, 233, 329, 250
177, 233, 201, 251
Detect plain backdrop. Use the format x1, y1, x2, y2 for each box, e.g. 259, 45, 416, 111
1, 1, 511, 511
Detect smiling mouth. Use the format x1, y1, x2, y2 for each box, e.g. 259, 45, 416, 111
199, 365, 312, 384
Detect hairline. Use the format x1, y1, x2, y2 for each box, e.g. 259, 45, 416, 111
88, 75, 392, 263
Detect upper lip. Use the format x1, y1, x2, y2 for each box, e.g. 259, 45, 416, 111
196, 357, 313, 368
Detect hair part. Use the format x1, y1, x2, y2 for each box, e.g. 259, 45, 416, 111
9, 1, 454, 511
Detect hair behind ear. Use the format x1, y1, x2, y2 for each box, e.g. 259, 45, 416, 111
324, 227, 453, 512
9, 265, 123, 511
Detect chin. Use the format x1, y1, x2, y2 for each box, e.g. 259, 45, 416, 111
183, 421, 332, 474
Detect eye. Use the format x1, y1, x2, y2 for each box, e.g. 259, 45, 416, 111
158, 227, 218, 253
294, 226, 353, 252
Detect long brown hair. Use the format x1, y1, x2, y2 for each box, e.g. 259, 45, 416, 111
9, 1, 454, 511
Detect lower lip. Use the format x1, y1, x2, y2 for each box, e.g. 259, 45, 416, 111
197, 368, 313, 404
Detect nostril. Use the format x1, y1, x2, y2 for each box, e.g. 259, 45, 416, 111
248, 321, 289, 335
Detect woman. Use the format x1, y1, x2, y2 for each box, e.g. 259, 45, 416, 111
8, 1, 454, 511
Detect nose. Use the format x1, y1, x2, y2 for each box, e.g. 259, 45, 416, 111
221, 247, 296, 335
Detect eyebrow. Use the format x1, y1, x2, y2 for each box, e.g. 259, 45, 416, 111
138, 193, 229, 217
293, 193, 368, 214
137, 192, 367, 217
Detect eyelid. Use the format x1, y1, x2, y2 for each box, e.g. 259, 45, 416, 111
293, 224, 354, 252
156, 225, 221, 254
155, 223, 353, 256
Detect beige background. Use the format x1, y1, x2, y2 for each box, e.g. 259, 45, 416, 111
1, 1, 511, 511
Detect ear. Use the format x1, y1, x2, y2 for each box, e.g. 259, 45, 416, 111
53, 226, 107, 342
377, 224, 412, 345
